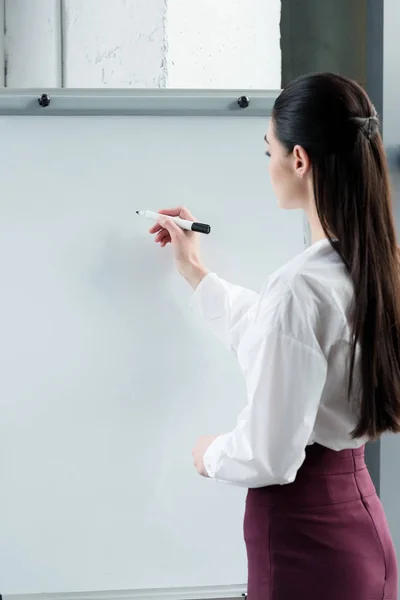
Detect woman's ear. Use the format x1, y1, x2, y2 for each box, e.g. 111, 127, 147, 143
293, 145, 311, 178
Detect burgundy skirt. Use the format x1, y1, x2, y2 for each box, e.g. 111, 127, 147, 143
244, 444, 398, 600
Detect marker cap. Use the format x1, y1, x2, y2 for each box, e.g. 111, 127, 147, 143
192, 222, 211, 234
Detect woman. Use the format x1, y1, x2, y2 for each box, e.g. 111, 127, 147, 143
149, 73, 399, 599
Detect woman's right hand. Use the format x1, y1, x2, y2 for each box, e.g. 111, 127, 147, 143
149, 207, 209, 289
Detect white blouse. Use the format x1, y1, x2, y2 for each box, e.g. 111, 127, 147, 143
191, 238, 368, 488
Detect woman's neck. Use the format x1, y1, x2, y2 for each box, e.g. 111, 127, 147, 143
305, 204, 327, 244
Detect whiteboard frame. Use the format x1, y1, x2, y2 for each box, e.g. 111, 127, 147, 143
0, 88, 278, 117
3, 584, 246, 600
0, 88, 307, 599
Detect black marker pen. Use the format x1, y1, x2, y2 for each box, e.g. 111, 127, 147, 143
136, 210, 211, 234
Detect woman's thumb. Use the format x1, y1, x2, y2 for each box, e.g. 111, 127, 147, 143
158, 215, 182, 241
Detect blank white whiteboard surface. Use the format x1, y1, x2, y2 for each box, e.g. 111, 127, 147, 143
0, 115, 304, 596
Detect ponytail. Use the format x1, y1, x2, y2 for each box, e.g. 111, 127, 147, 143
314, 129, 400, 438
273, 72, 400, 438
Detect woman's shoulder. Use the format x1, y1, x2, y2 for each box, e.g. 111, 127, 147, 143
257, 239, 351, 344
264, 239, 348, 297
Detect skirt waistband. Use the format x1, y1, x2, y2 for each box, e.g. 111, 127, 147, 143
247, 444, 376, 509
299, 442, 366, 474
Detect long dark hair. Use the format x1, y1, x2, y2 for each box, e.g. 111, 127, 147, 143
272, 72, 400, 439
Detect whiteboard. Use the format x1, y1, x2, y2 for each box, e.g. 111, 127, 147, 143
0, 114, 304, 597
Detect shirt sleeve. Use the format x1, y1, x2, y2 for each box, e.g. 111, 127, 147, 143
190, 273, 259, 353
202, 284, 328, 488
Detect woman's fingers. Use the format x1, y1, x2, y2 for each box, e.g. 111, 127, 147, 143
157, 216, 185, 244
158, 228, 171, 247
149, 208, 192, 234
158, 206, 196, 221
149, 223, 162, 234
145, 208, 205, 284
158, 207, 183, 217
155, 229, 170, 243
149, 208, 196, 239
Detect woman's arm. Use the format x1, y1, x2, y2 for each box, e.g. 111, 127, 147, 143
150, 207, 259, 352
150, 207, 327, 487
202, 329, 327, 487
200, 273, 328, 488
190, 273, 259, 352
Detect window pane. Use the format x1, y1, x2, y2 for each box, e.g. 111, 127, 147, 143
4, 0, 281, 89
166, 0, 281, 89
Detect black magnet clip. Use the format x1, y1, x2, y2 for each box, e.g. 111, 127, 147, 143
237, 95, 250, 109
38, 94, 51, 107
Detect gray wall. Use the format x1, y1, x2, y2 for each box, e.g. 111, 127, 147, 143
280, 0, 367, 88
381, 0, 400, 594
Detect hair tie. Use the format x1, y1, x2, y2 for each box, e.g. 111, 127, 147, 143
350, 108, 379, 140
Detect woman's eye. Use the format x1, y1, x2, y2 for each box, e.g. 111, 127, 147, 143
265, 151, 271, 158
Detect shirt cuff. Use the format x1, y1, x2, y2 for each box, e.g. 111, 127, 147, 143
190, 272, 226, 321
203, 433, 230, 479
